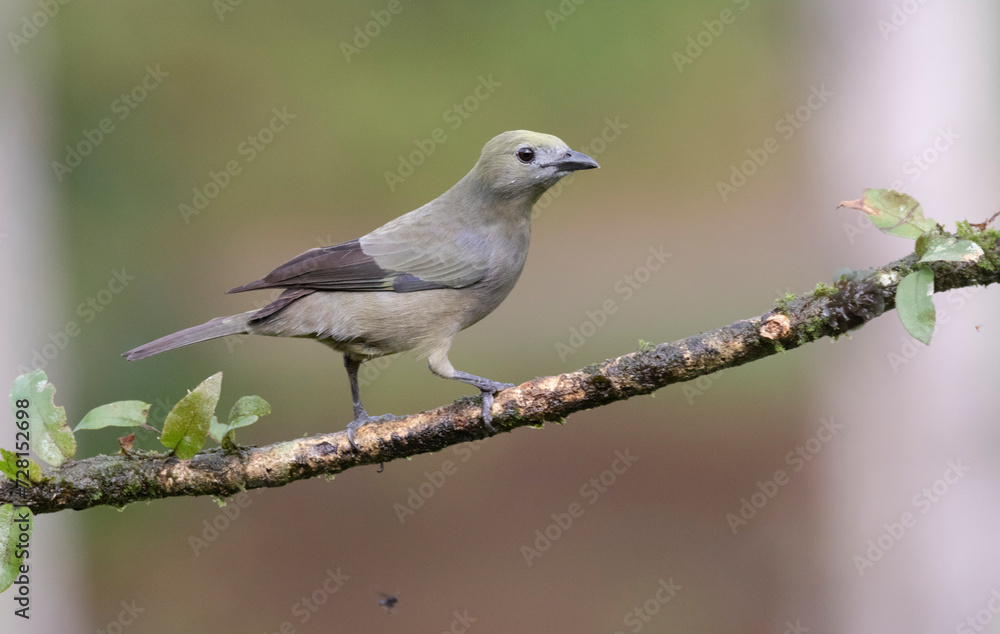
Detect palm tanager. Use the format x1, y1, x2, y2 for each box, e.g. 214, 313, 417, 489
124, 130, 599, 448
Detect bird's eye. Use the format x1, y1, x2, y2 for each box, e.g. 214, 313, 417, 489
516, 146, 535, 164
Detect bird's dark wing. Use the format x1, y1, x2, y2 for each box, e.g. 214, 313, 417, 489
247, 287, 316, 323
228, 216, 490, 295
229, 239, 410, 293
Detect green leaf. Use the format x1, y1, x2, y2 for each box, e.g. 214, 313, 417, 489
227, 395, 270, 429
0, 451, 16, 482
896, 265, 936, 345
916, 233, 984, 263
0, 504, 32, 593
839, 189, 937, 239
210, 396, 271, 447
10, 371, 76, 467
28, 460, 43, 483
75, 401, 151, 431
0, 450, 43, 484
160, 372, 222, 460
208, 416, 227, 445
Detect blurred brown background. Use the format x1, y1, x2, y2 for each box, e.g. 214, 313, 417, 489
2, 1, 999, 632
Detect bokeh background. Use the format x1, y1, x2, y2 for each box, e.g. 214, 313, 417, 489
2, 1, 999, 632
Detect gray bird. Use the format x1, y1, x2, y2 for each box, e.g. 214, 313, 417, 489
124, 130, 598, 448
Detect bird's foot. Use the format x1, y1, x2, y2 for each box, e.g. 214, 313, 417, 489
345, 413, 396, 451
479, 381, 515, 433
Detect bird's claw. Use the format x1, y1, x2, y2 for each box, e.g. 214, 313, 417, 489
345, 417, 368, 452
345, 413, 396, 452
480, 392, 497, 432
480, 382, 514, 433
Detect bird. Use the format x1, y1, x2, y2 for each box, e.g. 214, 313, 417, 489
123, 130, 599, 449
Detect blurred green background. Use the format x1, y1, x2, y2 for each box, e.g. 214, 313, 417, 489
3, 1, 999, 632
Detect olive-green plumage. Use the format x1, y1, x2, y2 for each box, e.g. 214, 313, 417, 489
124, 130, 599, 447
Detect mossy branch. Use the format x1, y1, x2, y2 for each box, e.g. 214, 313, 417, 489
3, 227, 998, 515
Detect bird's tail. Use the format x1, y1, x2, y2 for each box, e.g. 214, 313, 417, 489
122, 313, 253, 361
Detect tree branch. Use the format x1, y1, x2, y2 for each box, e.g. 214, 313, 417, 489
4, 232, 999, 514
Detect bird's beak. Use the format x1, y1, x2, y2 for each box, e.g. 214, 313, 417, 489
549, 149, 600, 172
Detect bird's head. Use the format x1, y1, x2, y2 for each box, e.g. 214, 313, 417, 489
469, 130, 599, 203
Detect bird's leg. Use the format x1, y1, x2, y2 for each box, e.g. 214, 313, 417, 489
427, 345, 513, 432
451, 371, 516, 431
343, 355, 370, 450
341, 355, 395, 464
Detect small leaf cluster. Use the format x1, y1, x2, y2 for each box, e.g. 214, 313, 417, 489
840, 189, 986, 345
0, 370, 270, 592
